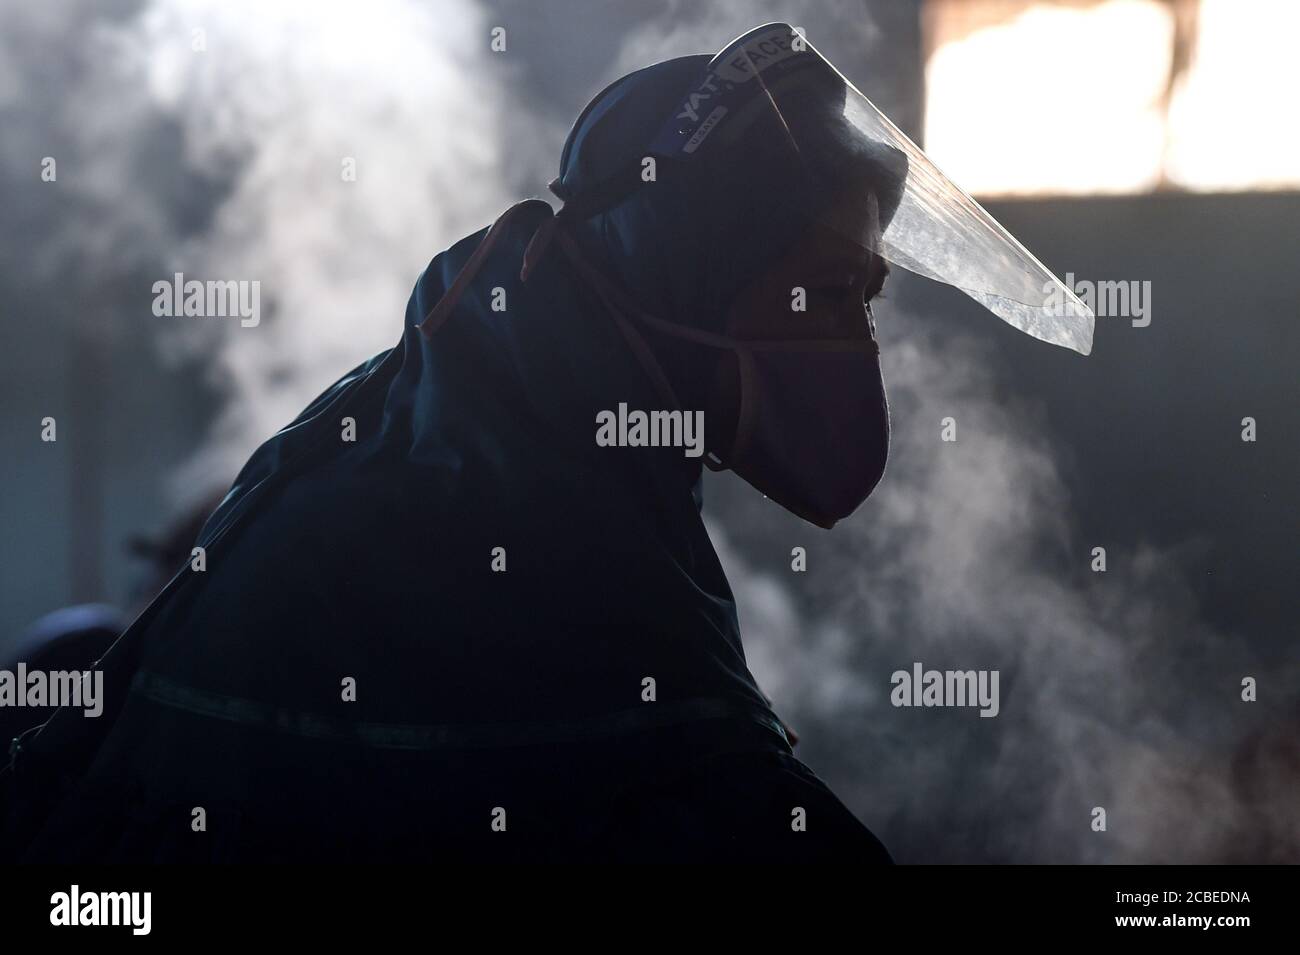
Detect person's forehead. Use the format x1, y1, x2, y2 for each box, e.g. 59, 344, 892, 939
787, 218, 878, 271
819, 184, 883, 244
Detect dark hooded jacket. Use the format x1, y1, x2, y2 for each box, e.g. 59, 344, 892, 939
2, 53, 893, 864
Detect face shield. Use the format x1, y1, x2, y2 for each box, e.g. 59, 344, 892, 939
646, 22, 1095, 355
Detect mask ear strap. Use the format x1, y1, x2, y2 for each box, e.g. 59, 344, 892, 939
552, 227, 769, 473
522, 179, 631, 283
552, 227, 686, 411
415, 197, 707, 423
418, 198, 552, 340
704, 345, 758, 472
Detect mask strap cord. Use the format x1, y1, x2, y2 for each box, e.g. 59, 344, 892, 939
549, 226, 762, 470
550, 226, 686, 412
415, 196, 765, 470
416, 187, 596, 339
417, 198, 552, 340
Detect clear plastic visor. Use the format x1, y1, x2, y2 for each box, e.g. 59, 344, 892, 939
706, 24, 1094, 355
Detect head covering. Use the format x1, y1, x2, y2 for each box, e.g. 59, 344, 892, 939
553, 51, 908, 399
559, 23, 1094, 355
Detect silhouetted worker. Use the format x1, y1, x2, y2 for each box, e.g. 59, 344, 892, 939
6, 23, 1088, 863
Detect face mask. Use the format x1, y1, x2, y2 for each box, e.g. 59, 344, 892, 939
711, 334, 885, 529
550, 226, 885, 529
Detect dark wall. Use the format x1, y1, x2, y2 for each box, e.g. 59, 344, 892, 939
971, 190, 1299, 648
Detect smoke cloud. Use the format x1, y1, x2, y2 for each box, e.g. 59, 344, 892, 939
2, 0, 521, 488
709, 321, 1291, 862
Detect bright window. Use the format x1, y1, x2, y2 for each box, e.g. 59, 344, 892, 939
922, 0, 1300, 195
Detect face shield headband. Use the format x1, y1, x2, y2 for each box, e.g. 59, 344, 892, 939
644, 22, 1095, 355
